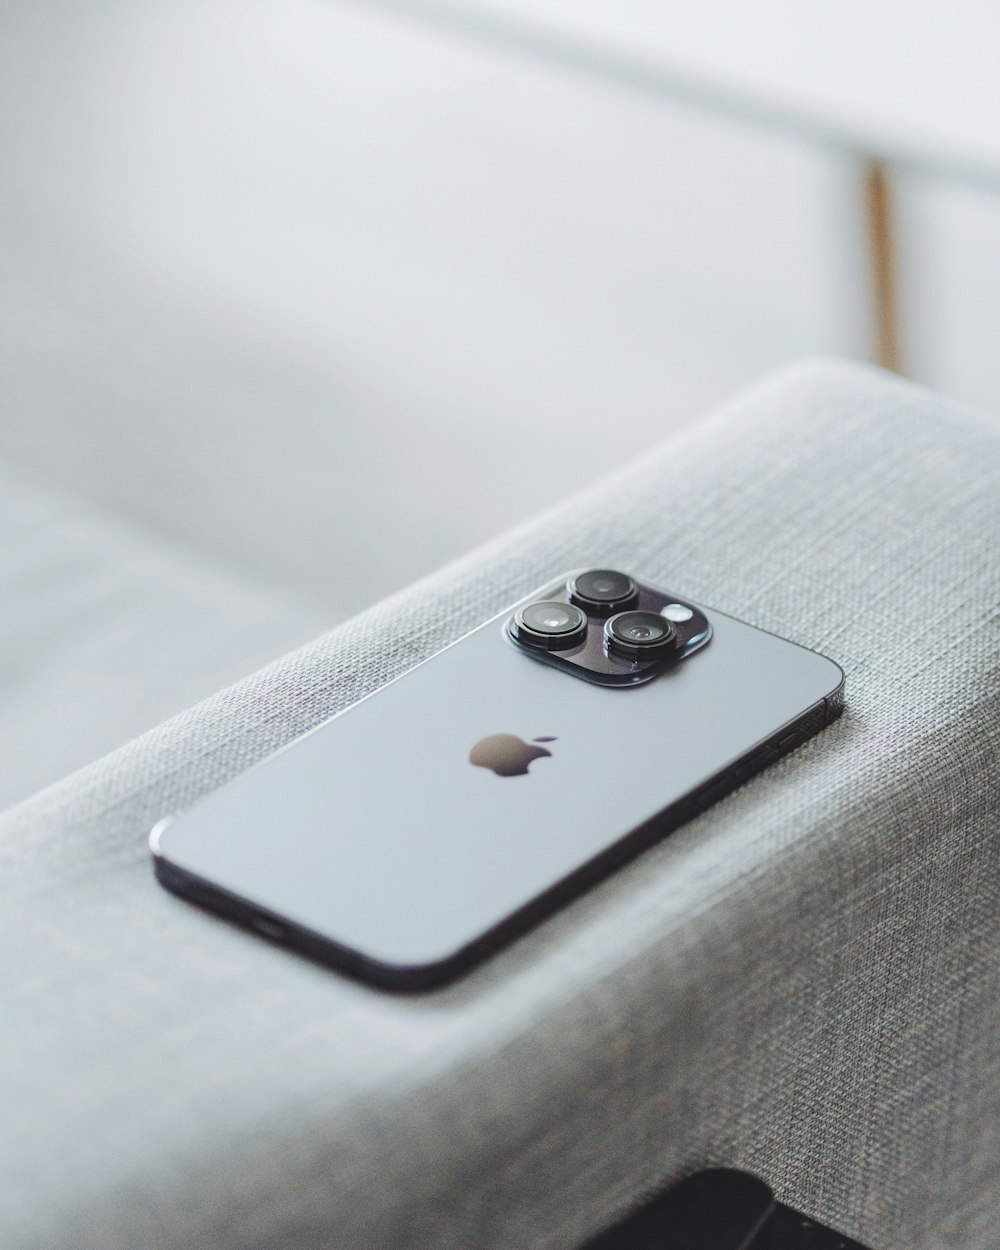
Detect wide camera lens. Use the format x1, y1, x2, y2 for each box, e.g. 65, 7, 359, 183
511, 600, 588, 651
568, 569, 638, 615
605, 610, 678, 662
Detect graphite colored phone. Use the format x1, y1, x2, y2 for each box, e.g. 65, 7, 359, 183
151, 570, 844, 989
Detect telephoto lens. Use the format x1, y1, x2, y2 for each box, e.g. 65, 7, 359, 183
568, 569, 638, 615
511, 600, 588, 651
605, 610, 678, 662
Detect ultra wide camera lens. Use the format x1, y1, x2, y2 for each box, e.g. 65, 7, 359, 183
568, 569, 638, 615
511, 600, 588, 651
605, 610, 678, 662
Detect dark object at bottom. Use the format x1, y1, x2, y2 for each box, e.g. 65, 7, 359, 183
584, 1168, 872, 1249
764, 1200, 871, 1249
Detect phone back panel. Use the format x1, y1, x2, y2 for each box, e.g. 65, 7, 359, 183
153, 592, 843, 978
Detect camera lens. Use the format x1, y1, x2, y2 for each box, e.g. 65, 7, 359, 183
605, 610, 678, 662
511, 600, 588, 651
568, 569, 638, 615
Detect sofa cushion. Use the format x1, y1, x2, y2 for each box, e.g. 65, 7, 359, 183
0, 464, 326, 810
1, 360, 998, 1249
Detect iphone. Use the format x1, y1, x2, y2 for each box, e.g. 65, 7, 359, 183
151, 570, 844, 989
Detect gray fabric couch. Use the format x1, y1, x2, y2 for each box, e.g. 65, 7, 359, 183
2, 359, 998, 1249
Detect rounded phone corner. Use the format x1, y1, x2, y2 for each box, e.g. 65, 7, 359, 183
824, 658, 847, 718
353, 941, 478, 994
148, 815, 174, 859
821, 653, 847, 702
787, 638, 846, 710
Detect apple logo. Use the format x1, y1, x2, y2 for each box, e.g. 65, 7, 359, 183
469, 734, 557, 777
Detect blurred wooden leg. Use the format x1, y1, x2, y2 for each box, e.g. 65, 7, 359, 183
864, 156, 903, 373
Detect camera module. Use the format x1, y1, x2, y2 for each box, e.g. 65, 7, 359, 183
605, 610, 678, 662
511, 600, 588, 651
568, 569, 639, 615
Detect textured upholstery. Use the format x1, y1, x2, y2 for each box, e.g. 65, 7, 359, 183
2, 360, 998, 1249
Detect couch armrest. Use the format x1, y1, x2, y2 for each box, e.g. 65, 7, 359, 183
2, 359, 998, 1250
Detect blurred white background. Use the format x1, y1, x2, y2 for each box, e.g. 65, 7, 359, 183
1, 0, 869, 619
3, 0, 1000, 795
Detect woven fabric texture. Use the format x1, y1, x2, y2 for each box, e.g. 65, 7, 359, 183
1, 360, 998, 1250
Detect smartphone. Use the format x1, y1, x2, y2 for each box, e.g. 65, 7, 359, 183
151, 570, 844, 990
